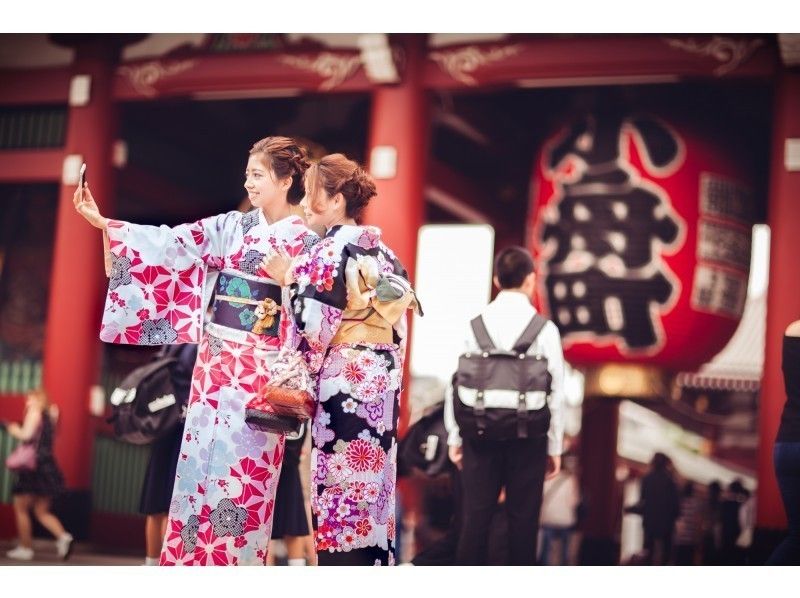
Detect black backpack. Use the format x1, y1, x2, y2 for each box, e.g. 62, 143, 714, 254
452, 314, 552, 441
107, 356, 184, 445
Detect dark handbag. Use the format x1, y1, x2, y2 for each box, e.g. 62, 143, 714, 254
245, 348, 316, 438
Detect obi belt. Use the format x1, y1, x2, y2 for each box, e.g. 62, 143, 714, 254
212, 271, 282, 337
330, 255, 423, 346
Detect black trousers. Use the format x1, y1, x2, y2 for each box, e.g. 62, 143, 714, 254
456, 435, 548, 565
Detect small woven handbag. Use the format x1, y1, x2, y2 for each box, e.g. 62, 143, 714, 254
245, 348, 316, 438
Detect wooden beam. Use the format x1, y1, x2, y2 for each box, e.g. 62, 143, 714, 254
1, 35, 781, 106
426, 159, 492, 222
114, 48, 374, 101
0, 149, 62, 182
425, 35, 779, 90
0, 68, 71, 106
426, 159, 520, 244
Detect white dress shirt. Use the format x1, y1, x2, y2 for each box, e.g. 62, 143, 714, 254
444, 290, 566, 456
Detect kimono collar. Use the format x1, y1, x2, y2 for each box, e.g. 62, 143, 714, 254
326, 224, 383, 249
258, 209, 303, 228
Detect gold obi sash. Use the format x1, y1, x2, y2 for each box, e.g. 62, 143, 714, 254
330, 255, 423, 346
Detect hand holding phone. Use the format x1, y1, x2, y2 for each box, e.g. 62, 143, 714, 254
72, 163, 107, 230
79, 163, 87, 194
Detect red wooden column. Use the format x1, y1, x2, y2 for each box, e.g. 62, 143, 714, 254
578, 397, 621, 565
364, 34, 430, 436
42, 36, 121, 494
757, 72, 800, 532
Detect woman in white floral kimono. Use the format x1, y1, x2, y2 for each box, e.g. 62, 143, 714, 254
265, 154, 420, 566
73, 137, 317, 566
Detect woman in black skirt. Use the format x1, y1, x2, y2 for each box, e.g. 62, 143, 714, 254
268, 426, 312, 565
5, 389, 73, 561
139, 343, 198, 566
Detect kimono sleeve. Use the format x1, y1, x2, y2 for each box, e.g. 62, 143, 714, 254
281, 218, 318, 259
284, 241, 349, 374
99, 211, 241, 345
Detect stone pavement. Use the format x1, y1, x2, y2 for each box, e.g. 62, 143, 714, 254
0, 538, 141, 566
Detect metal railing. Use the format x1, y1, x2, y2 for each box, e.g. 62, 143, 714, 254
0, 107, 66, 150
0, 360, 42, 394
0, 427, 17, 503
91, 436, 149, 515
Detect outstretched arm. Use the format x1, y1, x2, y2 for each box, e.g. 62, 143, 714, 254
73, 185, 109, 230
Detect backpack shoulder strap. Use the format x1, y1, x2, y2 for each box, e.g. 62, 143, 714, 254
512, 314, 549, 354
470, 316, 496, 352
124, 356, 177, 388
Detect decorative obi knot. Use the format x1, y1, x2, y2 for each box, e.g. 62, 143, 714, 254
331, 255, 423, 345
213, 272, 283, 336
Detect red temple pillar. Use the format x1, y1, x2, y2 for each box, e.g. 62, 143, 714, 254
42, 36, 122, 502
578, 397, 621, 564
757, 72, 800, 533
364, 34, 430, 437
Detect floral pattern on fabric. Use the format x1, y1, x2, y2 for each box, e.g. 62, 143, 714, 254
159, 333, 285, 566
101, 211, 312, 346
283, 225, 409, 566
99, 210, 317, 566
292, 237, 343, 294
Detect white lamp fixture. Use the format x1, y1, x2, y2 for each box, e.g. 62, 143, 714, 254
785, 138, 800, 172
69, 74, 91, 107
113, 140, 129, 168
370, 145, 397, 180
358, 33, 399, 84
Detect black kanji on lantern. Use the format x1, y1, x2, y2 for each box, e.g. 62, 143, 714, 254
539, 113, 684, 350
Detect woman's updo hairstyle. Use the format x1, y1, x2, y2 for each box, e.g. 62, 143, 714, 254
306, 153, 377, 223
249, 136, 310, 205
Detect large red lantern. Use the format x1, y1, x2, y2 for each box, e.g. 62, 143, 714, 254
528, 112, 754, 372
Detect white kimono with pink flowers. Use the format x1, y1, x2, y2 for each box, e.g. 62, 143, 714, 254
100, 209, 316, 566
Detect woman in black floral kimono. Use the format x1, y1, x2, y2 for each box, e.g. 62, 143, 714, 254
265, 154, 420, 565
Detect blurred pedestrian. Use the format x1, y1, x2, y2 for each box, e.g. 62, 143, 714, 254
766, 319, 800, 565
701, 480, 722, 564
625, 452, 679, 565
719, 479, 749, 565
4, 389, 73, 561
539, 454, 581, 565
674, 481, 703, 565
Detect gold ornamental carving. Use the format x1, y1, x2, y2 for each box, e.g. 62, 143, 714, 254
664, 36, 765, 76
279, 53, 362, 90
429, 44, 522, 86
119, 60, 197, 97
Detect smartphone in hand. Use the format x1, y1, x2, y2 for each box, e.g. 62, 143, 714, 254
79, 162, 88, 190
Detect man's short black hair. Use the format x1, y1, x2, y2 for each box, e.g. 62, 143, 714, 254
494, 246, 535, 289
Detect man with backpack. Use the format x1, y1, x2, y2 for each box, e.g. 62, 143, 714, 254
444, 246, 565, 565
